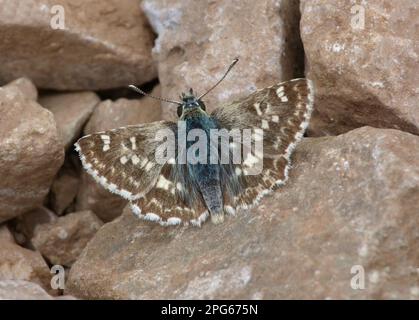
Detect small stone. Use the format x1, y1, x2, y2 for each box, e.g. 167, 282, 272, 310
14, 207, 57, 246
0, 226, 51, 291
49, 168, 80, 216
3, 77, 38, 101
31, 211, 103, 267
0, 280, 77, 300
39, 92, 100, 150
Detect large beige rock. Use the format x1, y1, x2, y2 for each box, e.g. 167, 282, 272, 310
31, 211, 103, 267
0, 280, 76, 300
39, 92, 100, 150
76, 87, 162, 222
0, 0, 156, 90
3, 77, 38, 101
0, 226, 51, 291
66, 127, 419, 299
142, 0, 304, 120
0, 82, 64, 223
301, 0, 419, 136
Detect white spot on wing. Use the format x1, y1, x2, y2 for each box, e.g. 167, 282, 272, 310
101, 135, 111, 151
276, 86, 284, 97
176, 182, 183, 191
243, 153, 259, 167
130, 137, 137, 150
140, 158, 148, 168
145, 162, 154, 171
261, 119, 269, 129
156, 175, 173, 190
120, 156, 128, 164
131, 154, 140, 165
253, 102, 262, 116
100, 135, 110, 141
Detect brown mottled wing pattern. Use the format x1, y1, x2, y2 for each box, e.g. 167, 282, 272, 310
75, 121, 176, 201
130, 164, 209, 227
212, 78, 314, 211
75, 121, 208, 226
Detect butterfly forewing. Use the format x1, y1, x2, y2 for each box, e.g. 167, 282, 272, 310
212, 78, 314, 210
75, 121, 177, 201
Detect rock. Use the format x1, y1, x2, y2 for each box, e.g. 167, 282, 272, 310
3, 77, 38, 101
39, 92, 100, 150
13, 207, 58, 247
0, 0, 156, 90
76, 87, 162, 222
31, 211, 103, 267
300, 0, 419, 136
142, 0, 304, 120
0, 225, 15, 242
0, 82, 64, 223
0, 225, 51, 291
84, 85, 162, 134
75, 174, 128, 223
0, 280, 76, 300
49, 168, 79, 215
66, 127, 419, 299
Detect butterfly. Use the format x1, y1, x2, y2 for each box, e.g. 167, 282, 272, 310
75, 58, 314, 227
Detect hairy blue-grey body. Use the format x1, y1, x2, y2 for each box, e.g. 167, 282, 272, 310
184, 108, 224, 222
170, 92, 243, 224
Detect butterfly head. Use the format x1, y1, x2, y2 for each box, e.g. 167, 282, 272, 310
177, 88, 207, 117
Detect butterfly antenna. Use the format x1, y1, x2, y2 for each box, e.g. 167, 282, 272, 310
128, 85, 182, 106
197, 57, 239, 100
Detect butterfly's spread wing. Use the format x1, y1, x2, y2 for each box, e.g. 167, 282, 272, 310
75, 121, 208, 226
75, 121, 176, 201
212, 78, 314, 211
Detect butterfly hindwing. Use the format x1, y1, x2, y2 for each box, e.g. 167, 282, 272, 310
212, 78, 314, 210
130, 163, 209, 226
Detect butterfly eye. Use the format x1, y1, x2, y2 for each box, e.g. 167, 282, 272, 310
177, 105, 183, 117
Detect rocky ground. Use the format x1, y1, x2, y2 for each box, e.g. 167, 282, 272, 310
0, 0, 418, 299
